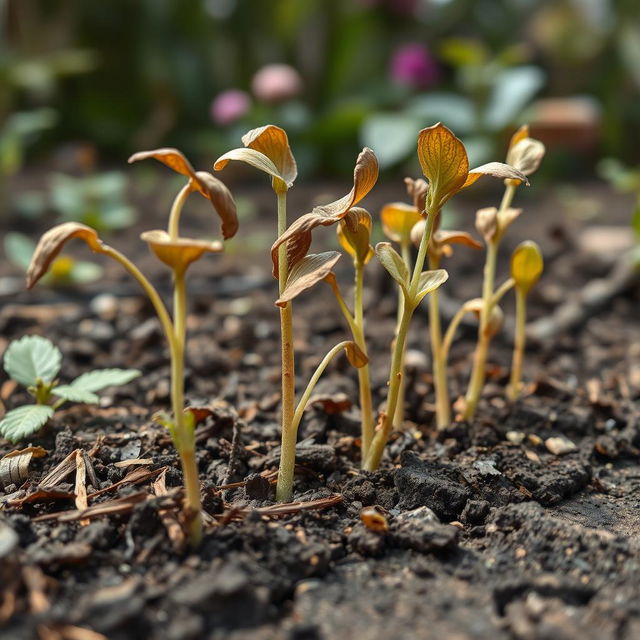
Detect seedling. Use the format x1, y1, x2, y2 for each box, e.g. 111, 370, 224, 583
0, 335, 139, 443
26, 148, 238, 546
362, 123, 527, 470
216, 128, 373, 499
507, 241, 543, 401
463, 125, 544, 420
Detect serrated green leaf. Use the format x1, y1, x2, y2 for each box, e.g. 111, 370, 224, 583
3, 336, 62, 387
375, 242, 409, 293
51, 385, 99, 404
413, 269, 449, 305
70, 368, 141, 393
0, 405, 54, 443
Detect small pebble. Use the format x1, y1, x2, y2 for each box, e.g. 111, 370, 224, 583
545, 436, 577, 455
506, 431, 525, 445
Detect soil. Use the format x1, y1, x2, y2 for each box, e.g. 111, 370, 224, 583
0, 174, 639, 640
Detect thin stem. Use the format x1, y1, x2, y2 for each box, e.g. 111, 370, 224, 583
327, 276, 357, 336
507, 288, 526, 401
463, 183, 517, 420
492, 278, 515, 308
168, 184, 193, 240
354, 260, 374, 460
428, 253, 450, 429
393, 239, 412, 430
441, 304, 472, 367
363, 211, 437, 471
275, 190, 297, 502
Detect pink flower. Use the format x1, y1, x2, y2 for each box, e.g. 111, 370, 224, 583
251, 64, 302, 104
211, 89, 251, 126
390, 43, 439, 90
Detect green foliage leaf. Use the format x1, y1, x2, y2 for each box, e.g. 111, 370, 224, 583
51, 385, 99, 404
70, 369, 141, 393
360, 113, 421, 169
0, 405, 54, 443
414, 269, 449, 305
375, 242, 409, 293
4, 336, 62, 387
4, 232, 35, 271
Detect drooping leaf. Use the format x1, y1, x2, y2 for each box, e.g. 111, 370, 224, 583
271, 148, 378, 275
462, 162, 529, 189
337, 208, 374, 264
4, 335, 62, 387
344, 342, 368, 368
128, 148, 197, 179
51, 385, 99, 404
380, 202, 422, 244
404, 177, 429, 212
141, 230, 223, 271
375, 242, 409, 293
414, 268, 449, 305
497, 208, 522, 236
475, 207, 499, 244
214, 148, 283, 187
0, 405, 54, 443
430, 230, 482, 259
26, 222, 107, 289
276, 252, 341, 307
69, 368, 141, 393
511, 241, 544, 294
417, 123, 469, 210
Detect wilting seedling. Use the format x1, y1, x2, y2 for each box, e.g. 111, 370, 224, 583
216, 129, 374, 500
507, 241, 544, 401
26, 148, 238, 546
0, 335, 139, 443
462, 125, 544, 420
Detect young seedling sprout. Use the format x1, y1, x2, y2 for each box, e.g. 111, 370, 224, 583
26, 148, 238, 546
463, 126, 544, 420
363, 123, 527, 470
507, 240, 544, 401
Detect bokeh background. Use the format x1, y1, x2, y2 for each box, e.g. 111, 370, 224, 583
2, 0, 640, 276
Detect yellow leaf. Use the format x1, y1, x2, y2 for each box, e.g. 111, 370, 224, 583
380, 202, 422, 244
141, 230, 223, 272
511, 241, 543, 294
337, 208, 374, 264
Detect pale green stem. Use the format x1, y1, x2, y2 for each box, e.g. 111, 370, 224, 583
275, 190, 297, 502
441, 304, 472, 367
463, 183, 516, 420
363, 211, 437, 471
428, 253, 451, 429
507, 287, 526, 401
393, 238, 412, 430
354, 260, 374, 460
492, 278, 515, 308
168, 184, 193, 240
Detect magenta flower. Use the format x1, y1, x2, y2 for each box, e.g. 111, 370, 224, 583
211, 89, 251, 126
251, 64, 302, 104
390, 43, 439, 90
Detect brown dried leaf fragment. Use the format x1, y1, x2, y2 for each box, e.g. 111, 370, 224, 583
462, 161, 529, 189
128, 147, 196, 179
337, 207, 374, 264
140, 230, 223, 271
192, 171, 239, 240
404, 177, 429, 212
26, 223, 106, 289
344, 341, 368, 368
275, 251, 341, 307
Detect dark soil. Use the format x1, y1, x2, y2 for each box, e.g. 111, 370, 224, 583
0, 175, 639, 640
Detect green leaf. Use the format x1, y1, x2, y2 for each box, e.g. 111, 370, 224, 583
360, 113, 421, 169
413, 269, 449, 305
4, 232, 35, 271
3, 336, 62, 387
51, 385, 99, 404
69, 261, 103, 284
375, 242, 409, 293
69, 368, 141, 393
0, 405, 54, 443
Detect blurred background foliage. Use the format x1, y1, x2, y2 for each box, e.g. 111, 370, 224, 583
1, 0, 639, 185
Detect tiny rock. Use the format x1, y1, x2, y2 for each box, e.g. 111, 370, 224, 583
545, 436, 577, 455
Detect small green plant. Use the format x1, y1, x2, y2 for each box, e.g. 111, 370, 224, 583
26, 148, 238, 546
0, 335, 140, 443
507, 240, 544, 401
215, 127, 372, 500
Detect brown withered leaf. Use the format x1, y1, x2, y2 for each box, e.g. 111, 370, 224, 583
497, 207, 522, 235
462, 161, 529, 189
275, 252, 341, 307
417, 123, 469, 209
128, 148, 197, 179
308, 393, 353, 415
506, 138, 545, 177
192, 172, 238, 239
26, 223, 106, 289
404, 177, 429, 212
465, 298, 505, 337
337, 207, 374, 264
271, 147, 378, 275
380, 202, 422, 244
475, 207, 499, 243
344, 341, 368, 368
140, 230, 223, 271
432, 230, 482, 255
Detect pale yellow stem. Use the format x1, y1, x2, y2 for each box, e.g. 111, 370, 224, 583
507, 287, 526, 401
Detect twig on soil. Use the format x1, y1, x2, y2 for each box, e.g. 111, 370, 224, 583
74, 450, 89, 526
86, 466, 166, 499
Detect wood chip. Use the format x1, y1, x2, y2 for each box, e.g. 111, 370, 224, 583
39, 450, 79, 489
113, 458, 154, 468
74, 450, 89, 526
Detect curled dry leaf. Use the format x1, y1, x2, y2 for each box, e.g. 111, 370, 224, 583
506, 138, 546, 177
344, 341, 368, 368
380, 202, 422, 244
141, 230, 223, 271
404, 177, 429, 212
0, 449, 38, 488
271, 147, 379, 276
511, 240, 544, 294
475, 207, 499, 243
462, 162, 529, 189
129, 148, 238, 240
26, 222, 107, 289
509, 124, 530, 150
465, 298, 505, 337
214, 124, 297, 193
337, 207, 374, 265
497, 207, 522, 235
275, 251, 341, 307
431, 230, 482, 259
375, 242, 410, 293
